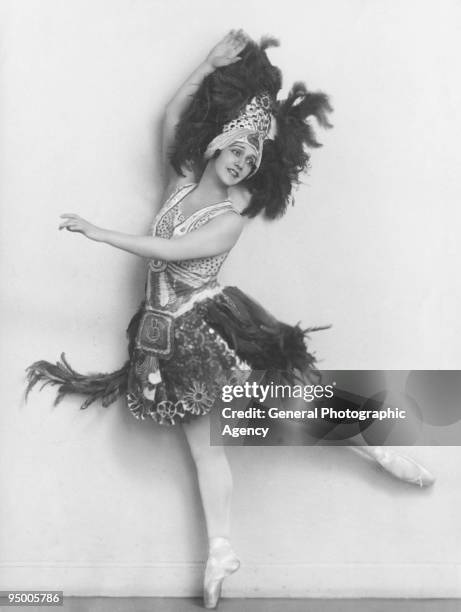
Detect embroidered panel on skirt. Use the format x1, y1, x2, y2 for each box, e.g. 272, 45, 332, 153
127, 303, 250, 425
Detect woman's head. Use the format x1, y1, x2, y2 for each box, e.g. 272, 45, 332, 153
203, 93, 273, 180
210, 141, 258, 186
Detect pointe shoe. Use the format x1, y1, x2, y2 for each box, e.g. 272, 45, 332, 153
203, 537, 240, 609
373, 449, 436, 487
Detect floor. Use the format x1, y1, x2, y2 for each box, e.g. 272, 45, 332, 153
3, 597, 459, 612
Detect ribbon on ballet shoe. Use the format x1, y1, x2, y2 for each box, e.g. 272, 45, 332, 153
203, 538, 240, 609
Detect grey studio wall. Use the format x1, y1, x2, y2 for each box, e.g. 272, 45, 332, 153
1, 0, 460, 598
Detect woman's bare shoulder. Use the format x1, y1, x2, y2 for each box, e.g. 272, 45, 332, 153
228, 184, 251, 213
208, 208, 245, 237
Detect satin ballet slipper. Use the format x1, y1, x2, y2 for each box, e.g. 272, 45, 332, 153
372, 448, 435, 487
203, 537, 240, 609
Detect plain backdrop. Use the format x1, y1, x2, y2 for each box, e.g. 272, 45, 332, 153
1, 0, 461, 598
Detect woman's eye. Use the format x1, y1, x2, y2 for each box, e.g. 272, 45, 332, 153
232, 149, 241, 157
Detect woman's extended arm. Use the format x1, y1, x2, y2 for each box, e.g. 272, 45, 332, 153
162, 29, 247, 182
59, 212, 244, 261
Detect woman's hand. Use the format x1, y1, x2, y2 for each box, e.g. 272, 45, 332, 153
59, 214, 102, 241
205, 29, 248, 69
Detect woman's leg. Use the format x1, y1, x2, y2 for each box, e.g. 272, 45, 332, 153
182, 412, 233, 539
346, 443, 435, 487
182, 412, 240, 608
278, 392, 435, 487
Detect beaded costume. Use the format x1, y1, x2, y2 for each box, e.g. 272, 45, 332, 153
127, 182, 251, 425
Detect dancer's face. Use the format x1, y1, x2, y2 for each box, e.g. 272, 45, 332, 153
213, 142, 257, 185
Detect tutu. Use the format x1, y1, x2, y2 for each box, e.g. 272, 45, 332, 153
26, 184, 323, 425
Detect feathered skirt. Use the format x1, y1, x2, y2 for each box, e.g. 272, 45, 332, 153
26, 286, 323, 426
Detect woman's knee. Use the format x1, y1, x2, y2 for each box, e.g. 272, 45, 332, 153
191, 440, 227, 466
182, 414, 229, 462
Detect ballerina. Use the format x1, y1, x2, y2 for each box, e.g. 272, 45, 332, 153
26, 30, 434, 608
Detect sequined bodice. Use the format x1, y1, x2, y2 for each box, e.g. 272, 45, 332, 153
145, 184, 239, 314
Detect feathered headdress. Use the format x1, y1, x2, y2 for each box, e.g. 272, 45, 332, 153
204, 92, 274, 176
170, 36, 333, 219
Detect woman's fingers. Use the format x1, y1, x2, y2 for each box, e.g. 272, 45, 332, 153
231, 31, 247, 54
225, 28, 247, 49
233, 42, 246, 55
208, 29, 247, 66
59, 217, 83, 231
60, 215, 76, 230
218, 30, 234, 48
235, 29, 247, 43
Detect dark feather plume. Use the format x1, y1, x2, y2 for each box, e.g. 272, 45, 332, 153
169, 34, 333, 219
25, 306, 143, 410
25, 354, 130, 410
204, 287, 328, 383
244, 82, 333, 219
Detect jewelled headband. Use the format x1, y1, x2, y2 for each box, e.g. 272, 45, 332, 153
204, 92, 274, 176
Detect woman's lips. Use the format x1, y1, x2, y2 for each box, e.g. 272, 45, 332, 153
228, 168, 239, 179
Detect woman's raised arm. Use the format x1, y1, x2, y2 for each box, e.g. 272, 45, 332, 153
162, 30, 248, 185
